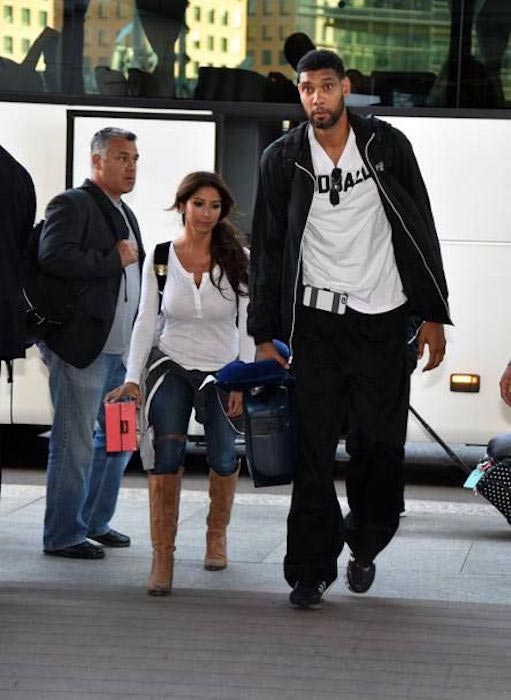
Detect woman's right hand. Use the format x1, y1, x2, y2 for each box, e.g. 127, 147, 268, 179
105, 382, 141, 408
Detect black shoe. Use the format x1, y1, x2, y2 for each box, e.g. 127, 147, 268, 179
88, 529, 131, 547
345, 558, 376, 594
289, 580, 328, 610
44, 541, 105, 559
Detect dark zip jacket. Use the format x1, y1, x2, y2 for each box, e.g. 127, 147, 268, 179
248, 111, 451, 347
0, 145, 36, 361
38, 179, 145, 368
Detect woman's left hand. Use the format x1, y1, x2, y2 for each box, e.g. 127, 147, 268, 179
227, 390, 243, 418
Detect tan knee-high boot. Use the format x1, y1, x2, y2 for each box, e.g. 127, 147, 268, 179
147, 469, 183, 596
204, 466, 239, 571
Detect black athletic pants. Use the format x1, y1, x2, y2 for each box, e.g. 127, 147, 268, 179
284, 303, 410, 588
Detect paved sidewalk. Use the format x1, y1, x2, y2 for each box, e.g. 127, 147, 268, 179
1, 473, 510, 699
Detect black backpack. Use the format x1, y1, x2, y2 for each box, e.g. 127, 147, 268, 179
22, 184, 133, 347
21, 219, 78, 347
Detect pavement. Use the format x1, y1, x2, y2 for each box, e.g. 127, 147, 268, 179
1, 466, 511, 700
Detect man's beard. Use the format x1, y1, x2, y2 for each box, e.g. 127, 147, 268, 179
309, 97, 345, 130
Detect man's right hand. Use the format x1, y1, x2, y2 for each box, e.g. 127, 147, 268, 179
116, 240, 138, 267
255, 342, 289, 368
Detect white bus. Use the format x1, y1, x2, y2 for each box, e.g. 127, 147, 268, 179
1, 99, 510, 449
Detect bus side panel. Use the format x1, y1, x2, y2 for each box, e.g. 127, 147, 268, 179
0, 102, 216, 434
408, 241, 511, 444
0, 102, 68, 221
0, 349, 51, 424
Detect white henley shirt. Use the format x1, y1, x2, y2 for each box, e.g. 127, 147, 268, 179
125, 243, 254, 383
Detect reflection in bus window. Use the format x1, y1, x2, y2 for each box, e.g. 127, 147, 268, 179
475, 0, 511, 106
0, 0, 509, 109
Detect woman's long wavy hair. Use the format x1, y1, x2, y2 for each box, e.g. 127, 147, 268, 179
171, 171, 248, 299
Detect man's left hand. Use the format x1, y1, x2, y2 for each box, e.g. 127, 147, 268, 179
499, 364, 511, 407
417, 322, 446, 371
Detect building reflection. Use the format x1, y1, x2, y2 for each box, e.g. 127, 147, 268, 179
0, 0, 509, 107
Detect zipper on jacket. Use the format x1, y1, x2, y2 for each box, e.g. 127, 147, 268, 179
408, 320, 424, 346
364, 133, 451, 321
288, 235, 304, 365
295, 162, 316, 186
287, 161, 315, 363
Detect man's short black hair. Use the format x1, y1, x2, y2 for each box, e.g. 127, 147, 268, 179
297, 49, 345, 81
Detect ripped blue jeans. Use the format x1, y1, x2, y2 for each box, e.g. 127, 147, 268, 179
148, 371, 237, 475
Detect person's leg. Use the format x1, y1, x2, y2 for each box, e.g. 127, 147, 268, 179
60, 0, 91, 94
203, 388, 238, 477
146, 372, 192, 595
149, 372, 192, 475
85, 354, 134, 540
42, 347, 107, 552
203, 388, 239, 570
344, 305, 409, 582
134, 0, 188, 96
476, 0, 511, 105
284, 307, 349, 592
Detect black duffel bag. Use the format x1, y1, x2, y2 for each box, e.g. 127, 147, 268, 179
216, 341, 295, 488
243, 383, 294, 488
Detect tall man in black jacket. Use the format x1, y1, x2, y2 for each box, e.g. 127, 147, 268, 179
248, 50, 451, 609
39, 127, 144, 559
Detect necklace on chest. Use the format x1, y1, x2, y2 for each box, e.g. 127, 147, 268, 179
176, 250, 211, 275
187, 262, 210, 275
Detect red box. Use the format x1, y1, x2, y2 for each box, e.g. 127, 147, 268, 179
105, 401, 137, 452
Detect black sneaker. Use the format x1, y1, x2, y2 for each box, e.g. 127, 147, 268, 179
289, 580, 328, 610
345, 558, 376, 594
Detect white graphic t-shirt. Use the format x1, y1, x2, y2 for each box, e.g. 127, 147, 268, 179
302, 125, 407, 314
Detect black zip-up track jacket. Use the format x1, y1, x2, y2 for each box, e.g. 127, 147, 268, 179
248, 111, 451, 348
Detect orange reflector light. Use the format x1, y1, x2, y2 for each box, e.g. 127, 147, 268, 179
450, 373, 480, 392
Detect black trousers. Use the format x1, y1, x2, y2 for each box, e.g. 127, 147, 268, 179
284, 303, 410, 588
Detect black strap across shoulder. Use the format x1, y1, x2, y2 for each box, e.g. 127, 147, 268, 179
78, 180, 129, 240
154, 241, 171, 313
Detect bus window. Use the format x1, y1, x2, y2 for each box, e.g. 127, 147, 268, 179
0, 1, 509, 110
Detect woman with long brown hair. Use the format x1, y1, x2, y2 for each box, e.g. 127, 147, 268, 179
107, 171, 253, 595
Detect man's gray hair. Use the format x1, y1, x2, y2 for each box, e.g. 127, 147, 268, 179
90, 127, 137, 156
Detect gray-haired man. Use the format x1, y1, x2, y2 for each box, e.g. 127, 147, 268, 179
39, 127, 144, 558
